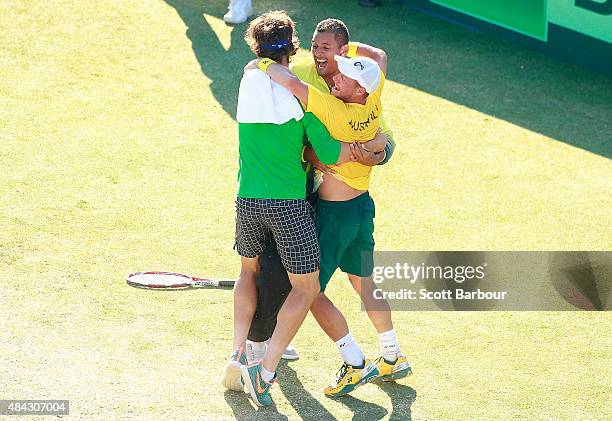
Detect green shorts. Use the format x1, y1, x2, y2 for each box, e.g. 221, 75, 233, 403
316, 192, 375, 292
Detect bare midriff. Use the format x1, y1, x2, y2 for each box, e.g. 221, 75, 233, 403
317, 173, 366, 201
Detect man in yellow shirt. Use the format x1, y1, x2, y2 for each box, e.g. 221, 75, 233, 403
291, 19, 396, 168
252, 18, 411, 396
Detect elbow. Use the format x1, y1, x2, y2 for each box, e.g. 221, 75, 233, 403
287, 77, 308, 104
377, 48, 388, 67
287, 76, 302, 94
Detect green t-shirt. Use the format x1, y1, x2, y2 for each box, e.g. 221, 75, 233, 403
238, 112, 341, 199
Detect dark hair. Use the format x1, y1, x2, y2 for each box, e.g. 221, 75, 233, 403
244, 11, 299, 63
315, 18, 349, 46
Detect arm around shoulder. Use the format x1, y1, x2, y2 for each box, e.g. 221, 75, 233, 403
302, 112, 349, 166
347, 42, 387, 75
260, 60, 309, 105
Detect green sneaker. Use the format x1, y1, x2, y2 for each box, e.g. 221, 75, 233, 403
240, 363, 276, 406
222, 348, 247, 391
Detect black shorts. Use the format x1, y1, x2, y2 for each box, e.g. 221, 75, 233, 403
247, 242, 291, 342
235, 197, 320, 274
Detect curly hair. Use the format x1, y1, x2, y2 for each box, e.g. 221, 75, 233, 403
244, 11, 299, 63
315, 18, 349, 46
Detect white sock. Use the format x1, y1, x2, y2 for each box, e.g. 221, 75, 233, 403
261, 364, 275, 383
336, 333, 365, 367
378, 329, 400, 362
246, 340, 267, 364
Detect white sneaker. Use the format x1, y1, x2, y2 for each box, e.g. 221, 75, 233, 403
223, 0, 253, 24
281, 343, 299, 360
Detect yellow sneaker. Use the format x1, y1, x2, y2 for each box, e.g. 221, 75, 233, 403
371, 352, 412, 383
324, 359, 378, 397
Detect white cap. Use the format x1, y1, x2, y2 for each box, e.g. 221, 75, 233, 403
334, 55, 381, 94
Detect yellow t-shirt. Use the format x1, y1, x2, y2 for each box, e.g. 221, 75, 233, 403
291, 57, 386, 190
306, 73, 384, 142
291, 56, 394, 138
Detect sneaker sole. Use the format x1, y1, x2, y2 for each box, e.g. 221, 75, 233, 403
373, 367, 413, 383
281, 352, 299, 361
389, 367, 413, 381
222, 361, 243, 391
240, 365, 267, 407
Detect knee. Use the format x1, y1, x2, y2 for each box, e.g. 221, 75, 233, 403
310, 292, 332, 314
239, 264, 258, 280
348, 274, 363, 287
290, 270, 320, 288
297, 278, 319, 301
240, 256, 259, 273
310, 279, 321, 296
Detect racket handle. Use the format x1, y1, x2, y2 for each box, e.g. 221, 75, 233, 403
218, 280, 236, 288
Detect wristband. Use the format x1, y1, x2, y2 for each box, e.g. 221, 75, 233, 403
378, 143, 390, 165
347, 42, 359, 58
258, 58, 275, 72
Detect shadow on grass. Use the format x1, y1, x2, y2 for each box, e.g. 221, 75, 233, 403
329, 395, 388, 421
223, 389, 289, 420
276, 360, 338, 420
164, 0, 612, 158
277, 360, 392, 421
376, 381, 417, 421
163, 0, 251, 119
221, 360, 336, 420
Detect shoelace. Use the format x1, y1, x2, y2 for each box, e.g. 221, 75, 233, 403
374, 356, 401, 367
335, 362, 350, 383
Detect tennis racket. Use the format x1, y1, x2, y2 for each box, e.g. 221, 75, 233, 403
126, 271, 235, 289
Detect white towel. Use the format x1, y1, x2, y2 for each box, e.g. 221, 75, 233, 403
236, 69, 304, 124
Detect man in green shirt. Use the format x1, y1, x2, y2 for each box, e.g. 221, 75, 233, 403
223, 11, 353, 407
